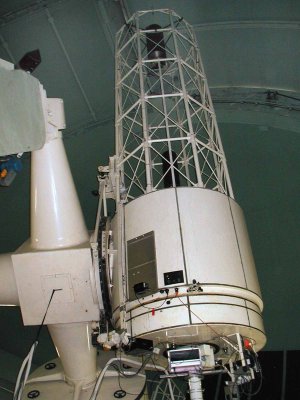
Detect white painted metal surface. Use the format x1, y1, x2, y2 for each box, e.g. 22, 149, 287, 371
0, 63, 46, 156
0, 79, 101, 392
177, 188, 261, 295
0, 58, 14, 70
189, 375, 204, 400
25, 132, 99, 385
48, 323, 97, 385
112, 188, 266, 350
30, 135, 89, 250
0, 253, 19, 305
12, 242, 99, 325
115, 9, 233, 200
22, 376, 147, 400
22, 354, 148, 400
0, 93, 101, 389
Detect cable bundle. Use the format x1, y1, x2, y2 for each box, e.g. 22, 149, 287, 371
13, 341, 38, 400
12, 289, 59, 400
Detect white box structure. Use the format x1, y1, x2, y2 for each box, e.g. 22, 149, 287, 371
12, 241, 99, 325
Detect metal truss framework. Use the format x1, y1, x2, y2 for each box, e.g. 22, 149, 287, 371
150, 377, 186, 400
115, 9, 233, 201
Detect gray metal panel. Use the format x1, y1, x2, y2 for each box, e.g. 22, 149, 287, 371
0, 67, 45, 156
124, 189, 185, 289
127, 231, 158, 300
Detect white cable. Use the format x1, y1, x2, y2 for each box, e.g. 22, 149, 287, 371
13, 341, 38, 400
15, 342, 36, 400
89, 357, 119, 400
0, 384, 14, 394
14, 353, 31, 399
119, 356, 166, 373
13, 291, 56, 400
89, 356, 166, 400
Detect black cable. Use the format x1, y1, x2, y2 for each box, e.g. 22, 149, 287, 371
116, 369, 139, 396
229, 352, 263, 398
114, 354, 164, 400
242, 355, 263, 397
270, 91, 300, 102
149, 355, 164, 373
35, 289, 62, 342
134, 291, 168, 311
134, 380, 147, 400
14, 289, 60, 400
117, 352, 154, 377
177, 296, 239, 350
115, 369, 147, 398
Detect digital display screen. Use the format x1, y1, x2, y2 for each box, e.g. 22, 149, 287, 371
169, 348, 200, 362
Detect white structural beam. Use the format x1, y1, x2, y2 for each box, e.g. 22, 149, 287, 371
45, 8, 97, 122
0, 32, 15, 63
95, 0, 115, 55
115, 9, 234, 201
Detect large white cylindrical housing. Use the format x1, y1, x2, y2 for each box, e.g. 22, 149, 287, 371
112, 188, 266, 350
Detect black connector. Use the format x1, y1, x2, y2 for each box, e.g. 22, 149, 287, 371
134, 282, 149, 295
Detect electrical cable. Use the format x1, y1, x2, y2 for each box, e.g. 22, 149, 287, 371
239, 353, 263, 397
0, 384, 14, 394
268, 90, 300, 102
177, 296, 239, 351
117, 352, 154, 377
134, 290, 169, 311
13, 289, 60, 400
110, 360, 148, 398
13, 342, 37, 400
133, 380, 147, 400
118, 354, 167, 399
116, 371, 147, 399
224, 350, 262, 398
89, 354, 161, 400
89, 358, 118, 400
115, 370, 140, 396
149, 355, 165, 373
34, 289, 61, 342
